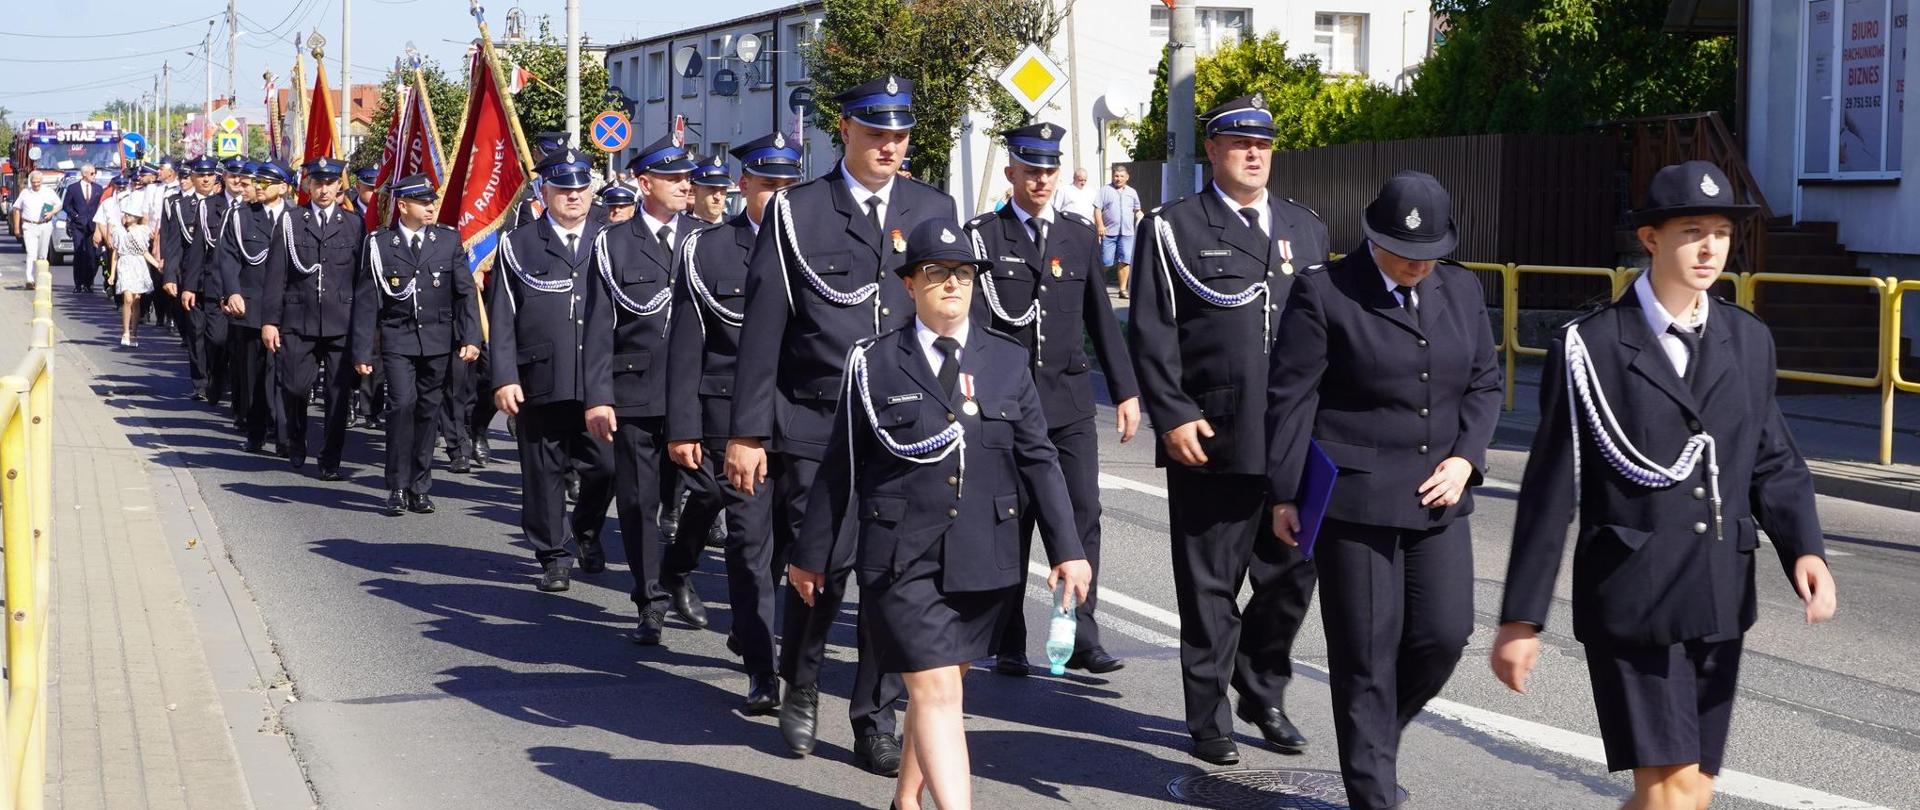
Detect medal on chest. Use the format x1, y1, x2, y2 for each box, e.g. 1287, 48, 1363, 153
1050, 257, 1063, 278
960, 373, 979, 416
432, 272, 442, 288
891, 228, 906, 254
1278, 238, 1295, 276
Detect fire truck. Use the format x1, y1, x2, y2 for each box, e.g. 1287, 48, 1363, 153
8, 119, 126, 264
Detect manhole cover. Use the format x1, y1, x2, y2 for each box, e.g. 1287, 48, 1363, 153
1168, 769, 1409, 809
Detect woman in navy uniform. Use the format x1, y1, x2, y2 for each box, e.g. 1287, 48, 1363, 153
1265, 172, 1503, 808
1492, 161, 1838, 810
661, 132, 802, 714
789, 217, 1091, 810
348, 174, 481, 516
1127, 94, 1327, 765
581, 133, 701, 645
964, 121, 1141, 676
263, 157, 366, 479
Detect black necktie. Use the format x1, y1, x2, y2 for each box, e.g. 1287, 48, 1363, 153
410, 234, 422, 259
1239, 206, 1267, 241
1029, 218, 1049, 258
864, 197, 884, 244
656, 225, 673, 259
1395, 284, 1420, 327
1668, 323, 1703, 383
565, 233, 579, 260
933, 336, 961, 398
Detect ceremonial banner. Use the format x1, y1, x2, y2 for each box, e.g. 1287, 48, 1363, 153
365, 66, 408, 229
367, 70, 445, 229
305, 61, 341, 165
437, 43, 533, 280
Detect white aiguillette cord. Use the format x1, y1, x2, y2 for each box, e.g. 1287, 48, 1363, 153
1563, 324, 1723, 539
841, 341, 967, 499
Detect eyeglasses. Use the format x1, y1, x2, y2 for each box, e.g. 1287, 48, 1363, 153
915, 264, 977, 285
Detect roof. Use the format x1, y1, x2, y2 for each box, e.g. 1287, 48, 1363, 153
605, 1, 821, 56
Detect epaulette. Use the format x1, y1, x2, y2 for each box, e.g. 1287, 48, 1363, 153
1058, 210, 1095, 231
1297, 262, 1332, 277
965, 211, 997, 230
981, 324, 1023, 345
1278, 196, 1324, 224
856, 327, 904, 349
433, 223, 458, 235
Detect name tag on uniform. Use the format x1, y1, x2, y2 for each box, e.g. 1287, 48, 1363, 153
1199, 249, 1234, 257
999, 255, 1024, 263
886, 393, 922, 404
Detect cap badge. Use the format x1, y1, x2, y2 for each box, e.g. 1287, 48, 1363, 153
940, 228, 956, 244
1405, 207, 1423, 230
1700, 173, 1721, 197
885, 75, 900, 96
773, 132, 786, 149
712, 155, 724, 167
1252, 93, 1266, 110
1040, 124, 1053, 139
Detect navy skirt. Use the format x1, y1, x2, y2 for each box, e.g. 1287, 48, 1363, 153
1585, 637, 1744, 774
867, 536, 1013, 674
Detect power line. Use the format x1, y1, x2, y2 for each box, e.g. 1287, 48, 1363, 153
0, 40, 202, 64
0, 74, 158, 99
0, 12, 221, 40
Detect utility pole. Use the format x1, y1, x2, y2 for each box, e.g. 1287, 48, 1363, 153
340, 0, 351, 155
227, 0, 238, 108
1165, 0, 1196, 202
1065, 5, 1082, 173
204, 22, 215, 157
565, 0, 580, 148
163, 62, 172, 155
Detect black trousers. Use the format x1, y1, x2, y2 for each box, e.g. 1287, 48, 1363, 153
773, 446, 903, 738
278, 333, 355, 469
1316, 517, 1474, 810
662, 457, 710, 582
380, 351, 451, 494
71, 232, 99, 290
611, 416, 670, 613
1166, 468, 1317, 740
440, 349, 486, 460
227, 325, 271, 444
515, 401, 615, 565
673, 438, 777, 675
190, 294, 230, 403
997, 417, 1105, 659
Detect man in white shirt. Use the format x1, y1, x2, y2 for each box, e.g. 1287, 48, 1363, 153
13, 174, 61, 284
1052, 167, 1097, 221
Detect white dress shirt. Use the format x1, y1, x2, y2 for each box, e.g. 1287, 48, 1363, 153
14, 187, 59, 223
546, 216, 586, 253
916, 317, 971, 378
1052, 182, 1097, 221
640, 208, 678, 245
1213, 182, 1270, 237
398, 222, 426, 250
842, 160, 897, 226
1010, 198, 1055, 247
1632, 270, 1710, 378
1370, 243, 1422, 310
313, 204, 337, 223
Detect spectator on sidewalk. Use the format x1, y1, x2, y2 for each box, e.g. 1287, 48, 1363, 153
1095, 164, 1143, 299
15, 173, 60, 286
1052, 167, 1097, 222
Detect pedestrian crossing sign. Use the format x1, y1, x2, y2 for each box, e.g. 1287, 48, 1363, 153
996, 43, 1069, 116
214, 132, 243, 157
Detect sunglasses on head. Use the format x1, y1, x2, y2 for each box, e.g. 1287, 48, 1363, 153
914, 263, 978, 284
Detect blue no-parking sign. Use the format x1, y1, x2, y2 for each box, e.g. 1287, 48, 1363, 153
590, 110, 631, 153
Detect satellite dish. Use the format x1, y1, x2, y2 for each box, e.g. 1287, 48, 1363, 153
1094, 81, 1144, 120
734, 33, 762, 64
673, 45, 703, 79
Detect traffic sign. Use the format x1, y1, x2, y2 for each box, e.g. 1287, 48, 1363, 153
788, 86, 816, 115
214, 132, 243, 158
995, 42, 1070, 116
590, 110, 632, 153
220, 115, 241, 134
121, 132, 147, 161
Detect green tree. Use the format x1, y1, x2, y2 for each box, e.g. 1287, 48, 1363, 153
807, 0, 1066, 188
499, 17, 610, 172
348, 58, 470, 170
0, 107, 13, 158
1132, 32, 1397, 160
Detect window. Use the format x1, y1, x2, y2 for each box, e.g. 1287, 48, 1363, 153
1313, 13, 1368, 74
786, 20, 817, 82
1800, 0, 1907, 178
1149, 7, 1251, 54
750, 31, 775, 90
646, 51, 667, 101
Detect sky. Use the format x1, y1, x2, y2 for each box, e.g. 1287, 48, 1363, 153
0, 0, 794, 125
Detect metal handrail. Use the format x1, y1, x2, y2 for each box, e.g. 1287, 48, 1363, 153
3, 260, 56, 810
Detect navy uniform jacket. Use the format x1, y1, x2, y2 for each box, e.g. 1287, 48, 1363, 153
349, 224, 480, 363
487, 218, 604, 406
1264, 248, 1504, 529
178, 193, 235, 299
665, 215, 756, 443
730, 165, 956, 459
216, 203, 281, 328
793, 326, 1085, 591
158, 191, 197, 289
582, 212, 697, 418
263, 204, 366, 338
964, 206, 1139, 428
1128, 190, 1329, 475
1501, 293, 1825, 648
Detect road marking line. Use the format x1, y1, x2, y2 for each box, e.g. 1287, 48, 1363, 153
1037, 469, 1891, 810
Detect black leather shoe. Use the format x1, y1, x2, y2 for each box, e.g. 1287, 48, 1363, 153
1066, 647, 1126, 674
318, 467, 344, 482
1191, 736, 1240, 765
407, 493, 435, 514
537, 560, 572, 592
993, 655, 1031, 677
242, 439, 267, 454
1236, 699, 1309, 754
854, 733, 903, 777
706, 514, 727, 549
665, 577, 709, 628
631, 610, 664, 646
744, 674, 780, 715
725, 632, 744, 658
450, 456, 472, 474
383, 490, 407, 516
473, 435, 491, 465
577, 535, 607, 574
779, 682, 819, 755
564, 473, 580, 504
660, 489, 688, 540
288, 455, 306, 471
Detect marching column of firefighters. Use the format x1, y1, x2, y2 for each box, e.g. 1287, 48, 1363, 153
97, 71, 1840, 810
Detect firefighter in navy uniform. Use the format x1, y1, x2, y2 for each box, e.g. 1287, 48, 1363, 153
581, 133, 702, 644
963, 122, 1142, 678
263, 157, 366, 479
1128, 94, 1327, 766
160, 156, 225, 401
351, 166, 390, 430
490, 149, 619, 593
725, 75, 954, 775
662, 132, 801, 713
218, 160, 293, 453
349, 174, 481, 516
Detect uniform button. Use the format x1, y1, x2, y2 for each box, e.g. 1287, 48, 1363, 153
947, 413, 956, 423
1418, 408, 1429, 417
947, 476, 958, 486
1038, 335, 1047, 342
1419, 371, 1430, 382
1417, 339, 1429, 348
1418, 444, 1429, 454
1693, 522, 1708, 535
1036, 360, 1045, 367
881, 307, 891, 316
1687, 419, 1703, 433
1692, 487, 1706, 500
1040, 285, 1049, 293
948, 508, 959, 519
1006, 506, 1016, 517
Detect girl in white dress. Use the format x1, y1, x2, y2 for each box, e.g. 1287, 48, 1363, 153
113, 199, 158, 347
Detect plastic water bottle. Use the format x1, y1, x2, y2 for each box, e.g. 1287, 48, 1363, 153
1045, 582, 1078, 676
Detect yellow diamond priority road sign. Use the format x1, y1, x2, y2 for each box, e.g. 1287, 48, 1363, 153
996, 43, 1068, 116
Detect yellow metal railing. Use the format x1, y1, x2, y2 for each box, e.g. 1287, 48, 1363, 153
2, 260, 56, 810
1481, 260, 1912, 464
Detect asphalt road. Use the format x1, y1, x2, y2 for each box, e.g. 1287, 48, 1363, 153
29, 251, 1920, 809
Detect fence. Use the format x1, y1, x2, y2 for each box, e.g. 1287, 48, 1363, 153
2, 261, 56, 810
1478, 260, 1913, 464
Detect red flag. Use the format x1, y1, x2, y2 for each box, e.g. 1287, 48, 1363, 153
365, 75, 445, 230
365, 78, 407, 230
305, 62, 340, 164
437, 45, 532, 280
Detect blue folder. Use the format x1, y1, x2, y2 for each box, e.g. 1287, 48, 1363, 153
1296, 439, 1338, 559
